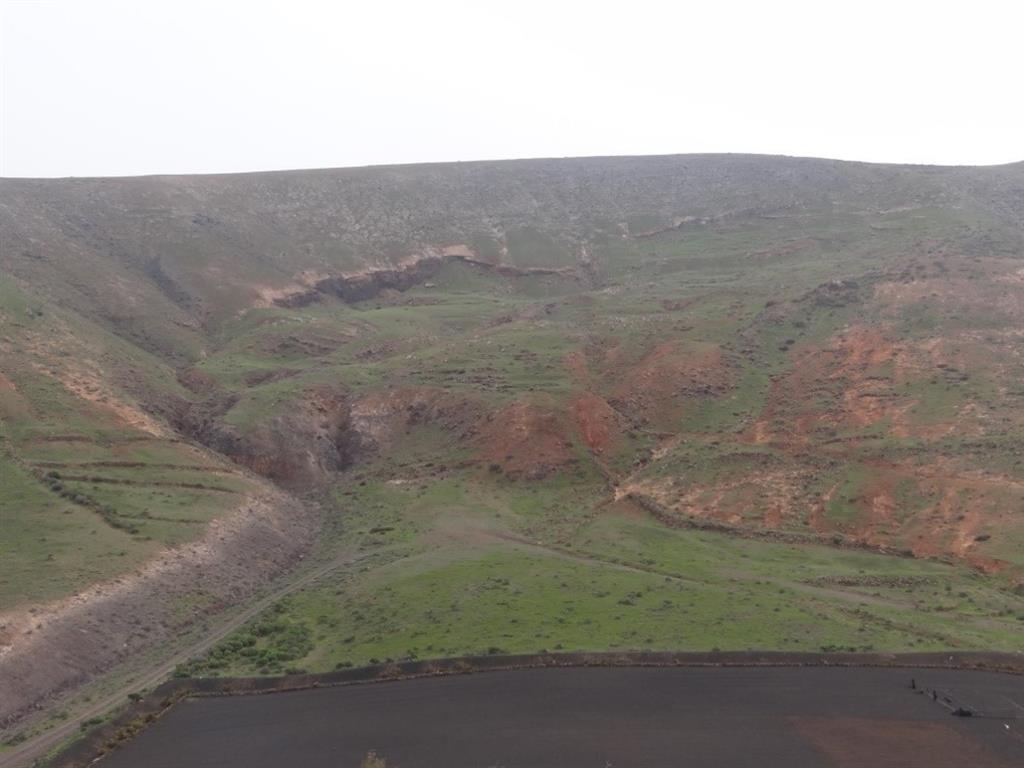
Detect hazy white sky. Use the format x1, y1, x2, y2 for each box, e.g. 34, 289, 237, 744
1, 0, 1021, 177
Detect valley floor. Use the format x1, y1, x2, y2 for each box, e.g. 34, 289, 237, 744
175, 474, 1024, 682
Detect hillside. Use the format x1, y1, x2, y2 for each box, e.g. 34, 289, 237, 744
3, 154, 1024, 742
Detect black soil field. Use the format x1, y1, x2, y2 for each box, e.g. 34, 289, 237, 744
96, 667, 1024, 768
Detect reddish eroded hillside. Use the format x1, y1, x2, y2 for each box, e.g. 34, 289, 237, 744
831, 458, 1021, 574
591, 250, 1024, 576
475, 398, 576, 480
608, 340, 730, 427
623, 309, 1024, 572
570, 392, 624, 455
566, 338, 731, 426
747, 325, 940, 446
627, 442, 1024, 575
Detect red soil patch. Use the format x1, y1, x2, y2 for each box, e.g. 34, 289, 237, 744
0, 372, 15, 391
758, 326, 903, 444
730, 320, 1024, 569
746, 325, 978, 446
620, 466, 813, 530
886, 460, 1020, 574
810, 458, 1019, 573
790, 716, 1014, 768
626, 447, 1021, 574
476, 398, 574, 479
610, 341, 728, 426
570, 392, 622, 455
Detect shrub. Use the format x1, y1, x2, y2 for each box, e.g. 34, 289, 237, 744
79, 716, 104, 732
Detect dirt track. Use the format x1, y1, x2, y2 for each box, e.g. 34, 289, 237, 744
92, 666, 1024, 768
0, 545, 362, 768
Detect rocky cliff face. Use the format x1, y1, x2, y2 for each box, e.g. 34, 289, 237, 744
173, 385, 361, 490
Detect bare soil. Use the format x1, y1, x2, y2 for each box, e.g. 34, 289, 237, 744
475, 398, 574, 479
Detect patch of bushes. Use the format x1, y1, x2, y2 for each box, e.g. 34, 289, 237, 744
175, 616, 314, 677
80, 716, 105, 732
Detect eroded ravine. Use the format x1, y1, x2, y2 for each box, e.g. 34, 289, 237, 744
0, 490, 317, 739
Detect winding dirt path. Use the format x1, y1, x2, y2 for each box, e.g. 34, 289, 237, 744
0, 547, 365, 768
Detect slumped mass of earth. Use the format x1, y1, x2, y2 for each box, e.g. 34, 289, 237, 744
2, 154, 1024, 748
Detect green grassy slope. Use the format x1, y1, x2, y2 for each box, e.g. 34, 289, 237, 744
3, 154, 1024, 677
177, 475, 1024, 679
0, 277, 264, 610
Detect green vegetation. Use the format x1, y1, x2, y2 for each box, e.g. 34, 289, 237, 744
0, 281, 263, 610
5, 156, 1024, 741
174, 601, 314, 677
0, 454, 158, 608
178, 475, 1024, 678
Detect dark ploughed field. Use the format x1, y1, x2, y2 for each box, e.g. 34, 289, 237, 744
98, 667, 1024, 767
